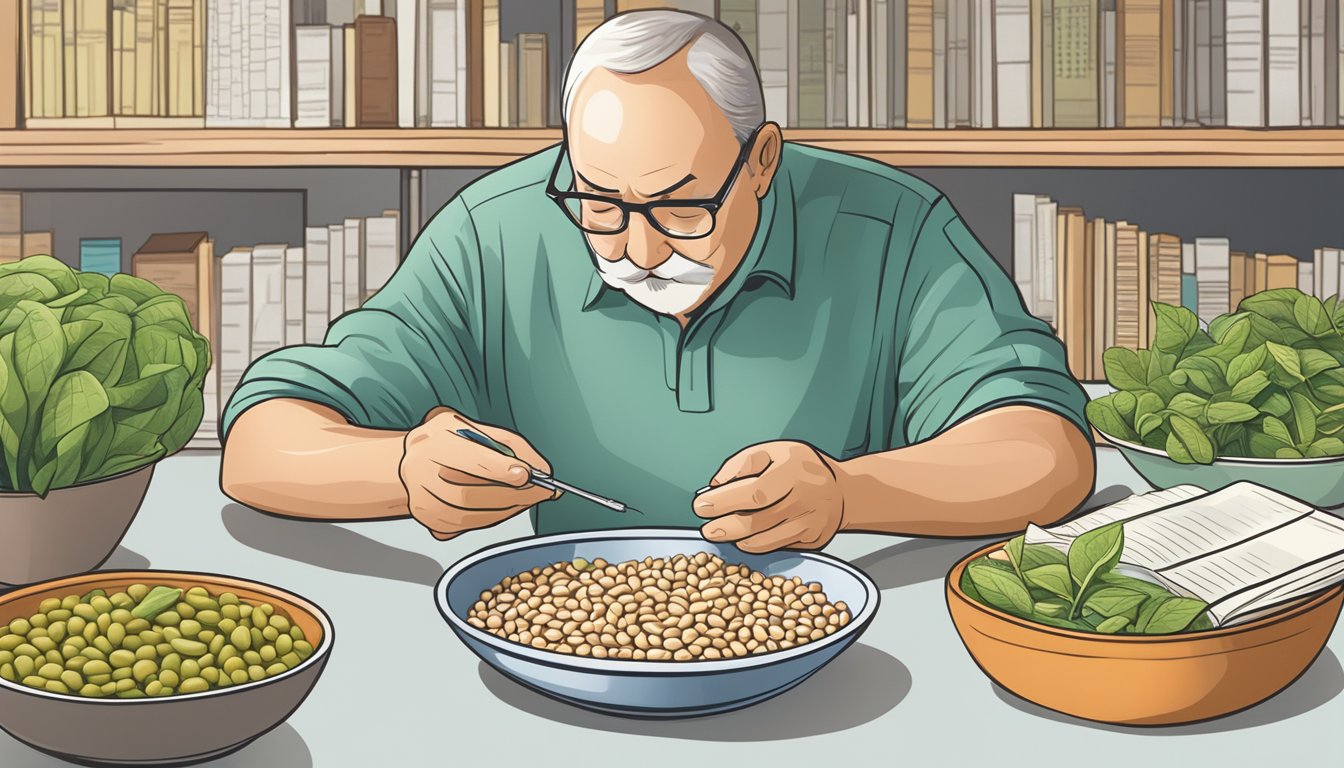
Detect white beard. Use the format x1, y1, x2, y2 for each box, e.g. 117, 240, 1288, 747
593, 251, 715, 316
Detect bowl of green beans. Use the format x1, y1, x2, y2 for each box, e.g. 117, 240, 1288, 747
0, 570, 333, 766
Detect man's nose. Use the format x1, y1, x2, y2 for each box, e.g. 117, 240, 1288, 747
624, 215, 673, 270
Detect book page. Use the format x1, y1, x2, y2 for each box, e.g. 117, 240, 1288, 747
1024, 484, 1205, 551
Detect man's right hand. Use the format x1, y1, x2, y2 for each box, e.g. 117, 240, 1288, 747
400, 407, 559, 540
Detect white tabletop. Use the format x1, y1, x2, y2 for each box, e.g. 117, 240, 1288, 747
2, 447, 1341, 768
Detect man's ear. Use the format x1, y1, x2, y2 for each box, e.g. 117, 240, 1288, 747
749, 122, 784, 197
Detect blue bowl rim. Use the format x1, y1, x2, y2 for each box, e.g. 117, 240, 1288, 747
434, 527, 881, 677
1098, 429, 1344, 466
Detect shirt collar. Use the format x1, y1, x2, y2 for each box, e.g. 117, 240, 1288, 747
578, 148, 797, 312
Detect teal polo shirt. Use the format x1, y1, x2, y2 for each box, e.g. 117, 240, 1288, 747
220, 143, 1088, 534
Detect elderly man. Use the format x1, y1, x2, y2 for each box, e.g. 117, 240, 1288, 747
221, 10, 1095, 552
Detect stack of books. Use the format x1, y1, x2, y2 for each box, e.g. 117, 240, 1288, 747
1013, 193, 1340, 381
0, 191, 55, 262
18, 1, 1342, 130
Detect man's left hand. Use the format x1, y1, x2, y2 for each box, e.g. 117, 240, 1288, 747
694, 441, 846, 553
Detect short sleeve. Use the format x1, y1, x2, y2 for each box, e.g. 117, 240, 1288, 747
219, 197, 491, 440
893, 197, 1089, 445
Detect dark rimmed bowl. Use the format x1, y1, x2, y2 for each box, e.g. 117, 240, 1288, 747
0, 570, 333, 766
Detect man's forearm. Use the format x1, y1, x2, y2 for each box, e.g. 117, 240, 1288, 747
835, 406, 1096, 538
221, 399, 410, 521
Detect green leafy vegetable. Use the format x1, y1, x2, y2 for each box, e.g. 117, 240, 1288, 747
1088, 289, 1344, 463
962, 521, 1212, 637
0, 256, 210, 496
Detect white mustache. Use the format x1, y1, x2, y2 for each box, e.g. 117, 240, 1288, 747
595, 252, 715, 287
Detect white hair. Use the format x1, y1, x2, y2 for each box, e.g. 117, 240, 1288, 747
562, 10, 765, 144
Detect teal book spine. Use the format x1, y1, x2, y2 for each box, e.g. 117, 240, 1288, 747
1181, 274, 1198, 311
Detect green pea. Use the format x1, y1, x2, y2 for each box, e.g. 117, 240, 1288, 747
0, 635, 22, 651
265, 662, 287, 676
198, 653, 215, 670
251, 628, 265, 648
294, 641, 314, 660
261, 627, 279, 643
26, 627, 48, 640
161, 654, 181, 673
280, 652, 301, 668
95, 614, 112, 634
127, 584, 149, 602
9, 618, 31, 635
139, 630, 163, 645
122, 636, 144, 652
47, 609, 71, 622
201, 667, 220, 685
269, 615, 291, 633
60, 670, 82, 690
14, 643, 40, 659
111, 667, 133, 682
82, 624, 99, 643
219, 592, 239, 606
158, 669, 180, 688
145, 680, 164, 697
186, 587, 209, 599
162, 627, 182, 642
134, 645, 156, 662
243, 650, 262, 666
0, 650, 12, 666
175, 603, 196, 620
179, 620, 202, 638
117, 690, 146, 699
46, 622, 66, 644
81, 647, 106, 663
221, 606, 240, 623
230, 626, 251, 651
208, 635, 226, 655
28, 615, 47, 629
238, 604, 253, 620
196, 610, 221, 627
222, 657, 246, 675
64, 636, 87, 651
71, 604, 96, 622
60, 596, 78, 611
180, 677, 209, 694
64, 656, 87, 672
132, 659, 157, 682
110, 593, 134, 609
247, 665, 266, 682
125, 618, 150, 634
89, 596, 113, 615
218, 645, 237, 664
275, 635, 293, 656
109, 609, 132, 625
198, 629, 217, 644
185, 594, 218, 612
0, 663, 14, 682
92, 637, 114, 655
38, 599, 61, 613
22, 675, 46, 690
44, 680, 69, 694
170, 638, 207, 657
66, 617, 86, 636
100, 681, 117, 695
14, 656, 35, 678
155, 643, 173, 656
107, 624, 126, 647
79, 683, 104, 697
230, 669, 249, 685
156, 611, 181, 627
31, 637, 56, 654
260, 646, 276, 663
115, 678, 136, 693
79, 589, 106, 605
44, 650, 62, 666
38, 662, 64, 680
86, 674, 111, 686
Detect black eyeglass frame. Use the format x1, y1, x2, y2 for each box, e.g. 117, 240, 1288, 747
544, 126, 763, 240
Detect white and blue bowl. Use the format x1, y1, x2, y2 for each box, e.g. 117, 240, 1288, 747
435, 528, 880, 719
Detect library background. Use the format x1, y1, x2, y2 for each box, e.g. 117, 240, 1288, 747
1, 0, 1343, 449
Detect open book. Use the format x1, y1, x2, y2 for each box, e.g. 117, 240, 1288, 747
1025, 482, 1344, 627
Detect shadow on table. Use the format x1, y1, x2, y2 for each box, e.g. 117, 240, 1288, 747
992, 648, 1344, 735
478, 642, 909, 741
0, 724, 310, 768
100, 545, 151, 571
849, 484, 1138, 591
221, 503, 442, 587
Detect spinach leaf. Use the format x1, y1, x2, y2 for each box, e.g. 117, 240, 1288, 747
1021, 543, 1069, 570
1067, 522, 1125, 616
1166, 414, 1216, 464
1024, 564, 1074, 601
1289, 391, 1319, 446
1095, 616, 1131, 634
1104, 347, 1147, 390
1205, 401, 1259, 425
1086, 397, 1138, 441
1082, 586, 1147, 617
1142, 597, 1210, 634
967, 563, 1034, 617
1152, 303, 1200, 354
1266, 341, 1306, 384
1295, 294, 1334, 337
1033, 599, 1071, 618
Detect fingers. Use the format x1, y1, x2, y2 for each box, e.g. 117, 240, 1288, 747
454, 413, 554, 475
425, 475, 556, 510
734, 517, 832, 554
709, 444, 775, 487
409, 484, 528, 537
694, 466, 794, 519
700, 497, 796, 543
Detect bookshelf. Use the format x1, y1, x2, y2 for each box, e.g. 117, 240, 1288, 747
5, 128, 1344, 168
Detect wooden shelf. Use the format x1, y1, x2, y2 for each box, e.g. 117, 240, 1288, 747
2, 127, 1344, 168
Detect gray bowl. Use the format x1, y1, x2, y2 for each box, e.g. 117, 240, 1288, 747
435, 528, 880, 719
0, 571, 333, 766
0, 464, 155, 586
1102, 431, 1344, 508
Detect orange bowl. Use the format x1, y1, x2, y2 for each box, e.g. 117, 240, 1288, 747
0, 571, 333, 766
946, 542, 1344, 726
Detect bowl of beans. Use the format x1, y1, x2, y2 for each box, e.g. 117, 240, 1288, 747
0, 570, 332, 766
435, 528, 879, 718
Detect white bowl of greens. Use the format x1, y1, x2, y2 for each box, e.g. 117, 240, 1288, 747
1088, 289, 1344, 508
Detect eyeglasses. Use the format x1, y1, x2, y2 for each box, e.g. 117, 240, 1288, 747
545, 128, 759, 240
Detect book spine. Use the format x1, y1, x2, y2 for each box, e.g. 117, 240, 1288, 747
482, 0, 498, 126
330, 26, 343, 126
1194, 237, 1231, 325
797, 2, 826, 127
250, 246, 285, 360
327, 223, 344, 323
1225, 0, 1265, 126
872, 0, 889, 128
343, 218, 362, 312
1120, 0, 1161, 127
293, 26, 331, 127
995, 0, 1031, 126
890, 0, 906, 127
907, 0, 934, 128
758, 0, 788, 125
1208, 0, 1225, 125
396, 0, 415, 127
1181, 242, 1197, 310
932, 0, 945, 128
284, 246, 305, 346
1034, 196, 1056, 323
1052, 0, 1098, 127
1326, 0, 1339, 125
1012, 193, 1036, 316
304, 227, 329, 344
428, 0, 458, 126
787, 0, 799, 127
1268, 0, 1300, 125
218, 250, 253, 426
